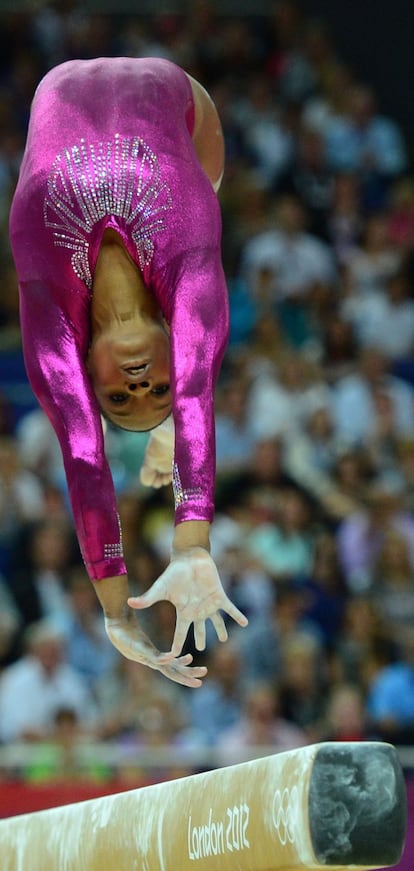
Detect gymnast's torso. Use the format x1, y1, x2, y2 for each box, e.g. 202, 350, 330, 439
10, 56, 221, 294
10, 57, 229, 580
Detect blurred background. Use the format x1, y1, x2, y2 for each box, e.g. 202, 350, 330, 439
0, 2, 413, 861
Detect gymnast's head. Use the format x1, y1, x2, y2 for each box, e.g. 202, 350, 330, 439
88, 227, 172, 431
87, 318, 172, 432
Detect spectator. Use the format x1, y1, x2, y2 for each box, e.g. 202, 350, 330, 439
15, 407, 65, 488
284, 403, 361, 518
216, 434, 299, 516
331, 346, 414, 444
396, 439, 414, 514
243, 195, 336, 344
321, 682, 374, 742
336, 475, 414, 591
342, 269, 414, 360
370, 532, 414, 634
324, 84, 407, 183
328, 447, 373, 512
388, 177, 414, 253
236, 582, 317, 686
246, 487, 314, 581
22, 707, 111, 784
0, 436, 45, 533
231, 74, 295, 188
298, 533, 348, 648
0, 436, 46, 574
363, 387, 406, 474
333, 594, 394, 688
278, 632, 327, 737
247, 349, 332, 441
319, 310, 358, 384
95, 654, 185, 743
186, 642, 244, 746
215, 375, 257, 474
0, 620, 97, 742
216, 681, 307, 766
343, 213, 402, 297
8, 518, 78, 639
276, 125, 335, 240
301, 19, 339, 96
325, 172, 363, 267
267, 1, 316, 103
245, 308, 292, 369
366, 627, 414, 744
302, 61, 354, 137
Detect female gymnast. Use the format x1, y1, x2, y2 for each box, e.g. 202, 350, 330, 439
9, 56, 248, 688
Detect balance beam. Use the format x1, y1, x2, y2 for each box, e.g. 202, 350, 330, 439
0, 742, 407, 871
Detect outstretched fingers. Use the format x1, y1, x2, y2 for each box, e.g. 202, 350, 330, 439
194, 612, 230, 649
210, 612, 228, 643
157, 652, 208, 688
194, 619, 206, 651
128, 590, 160, 611
223, 597, 249, 628
170, 612, 192, 658
161, 658, 208, 688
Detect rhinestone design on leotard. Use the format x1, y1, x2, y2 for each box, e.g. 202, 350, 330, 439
43, 134, 173, 287
103, 513, 124, 560
103, 541, 124, 559
172, 462, 203, 508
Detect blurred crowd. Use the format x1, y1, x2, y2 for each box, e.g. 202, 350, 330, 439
1, 0, 414, 785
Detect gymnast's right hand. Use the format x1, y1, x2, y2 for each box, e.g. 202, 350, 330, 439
104, 614, 207, 689
140, 415, 174, 489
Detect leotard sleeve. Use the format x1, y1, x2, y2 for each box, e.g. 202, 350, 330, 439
18, 279, 126, 581
158, 245, 229, 524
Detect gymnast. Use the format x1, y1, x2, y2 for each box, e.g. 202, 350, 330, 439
9, 56, 248, 687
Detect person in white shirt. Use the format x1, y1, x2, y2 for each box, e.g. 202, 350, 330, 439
0, 620, 97, 742
342, 270, 414, 360
331, 346, 414, 445
242, 194, 336, 302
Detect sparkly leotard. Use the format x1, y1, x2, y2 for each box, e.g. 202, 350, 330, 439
9, 57, 229, 580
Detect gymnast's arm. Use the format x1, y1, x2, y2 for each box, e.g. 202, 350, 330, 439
19, 279, 125, 580
18, 279, 207, 687
139, 72, 225, 491
129, 246, 248, 654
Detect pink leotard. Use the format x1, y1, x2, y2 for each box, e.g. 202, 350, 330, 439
9, 57, 229, 581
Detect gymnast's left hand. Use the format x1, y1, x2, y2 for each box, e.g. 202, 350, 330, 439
128, 548, 248, 657
104, 614, 207, 688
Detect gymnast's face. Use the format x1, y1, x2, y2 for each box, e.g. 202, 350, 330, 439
88, 322, 172, 431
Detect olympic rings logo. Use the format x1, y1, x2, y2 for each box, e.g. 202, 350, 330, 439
271, 785, 298, 845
